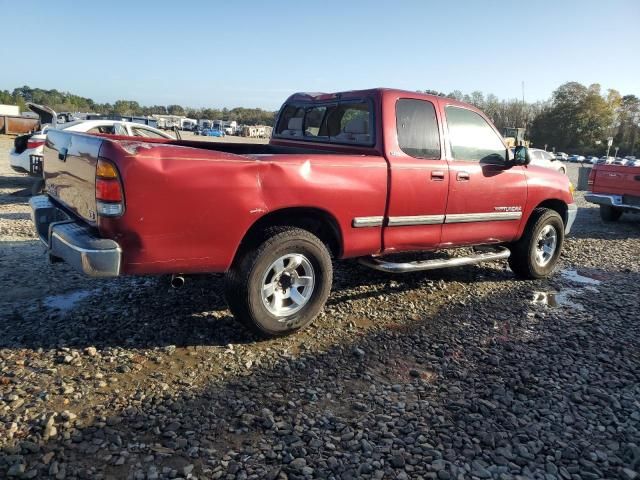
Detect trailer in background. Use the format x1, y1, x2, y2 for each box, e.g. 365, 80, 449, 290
0, 104, 20, 116
0, 115, 40, 135
240, 125, 272, 138
87, 114, 158, 128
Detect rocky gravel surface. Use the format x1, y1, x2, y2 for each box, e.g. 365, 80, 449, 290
0, 134, 639, 479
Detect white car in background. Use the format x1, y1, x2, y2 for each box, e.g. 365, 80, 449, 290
9, 104, 174, 182
598, 156, 615, 164
528, 148, 567, 174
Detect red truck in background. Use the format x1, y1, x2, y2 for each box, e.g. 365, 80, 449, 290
586, 163, 640, 221
30, 88, 577, 336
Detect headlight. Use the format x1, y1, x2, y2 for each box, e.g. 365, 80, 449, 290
569, 182, 575, 199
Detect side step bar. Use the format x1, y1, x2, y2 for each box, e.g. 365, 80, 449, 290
358, 247, 511, 273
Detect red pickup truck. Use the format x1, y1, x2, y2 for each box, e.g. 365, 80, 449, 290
586, 163, 640, 221
30, 88, 577, 336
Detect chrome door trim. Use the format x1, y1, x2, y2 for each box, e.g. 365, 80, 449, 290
387, 215, 445, 226
353, 211, 521, 228
352, 216, 384, 228
445, 212, 522, 223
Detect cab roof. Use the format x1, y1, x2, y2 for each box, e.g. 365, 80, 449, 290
284, 87, 478, 111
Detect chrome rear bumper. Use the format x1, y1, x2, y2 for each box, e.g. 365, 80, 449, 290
585, 193, 640, 211
29, 196, 122, 277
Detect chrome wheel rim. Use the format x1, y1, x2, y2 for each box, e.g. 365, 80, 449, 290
261, 254, 315, 318
535, 224, 557, 267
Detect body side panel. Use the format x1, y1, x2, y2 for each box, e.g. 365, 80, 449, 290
97, 141, 388, 274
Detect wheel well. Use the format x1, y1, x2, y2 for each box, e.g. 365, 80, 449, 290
237, 207, 343, 259
534, 199, 568, 225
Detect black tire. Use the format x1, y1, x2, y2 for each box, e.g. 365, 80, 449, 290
31, 178, 45, 196
225, 227, 333, 337
600, 205, 622, 222
508, 208, 564, 279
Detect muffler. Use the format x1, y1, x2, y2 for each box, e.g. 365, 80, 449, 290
170, 274, 185, 289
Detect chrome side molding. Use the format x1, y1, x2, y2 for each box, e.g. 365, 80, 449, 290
353, 211, 522, 228
387, 215, 445, 226
358, 247, 511, 273
352, 216, 384, 228
444, 212, 522, 223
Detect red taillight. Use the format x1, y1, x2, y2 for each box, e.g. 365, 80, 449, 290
96, 178, 122, 202
587, 168, 596, 187
95, 158, 124, 216
27, 140, 45, 150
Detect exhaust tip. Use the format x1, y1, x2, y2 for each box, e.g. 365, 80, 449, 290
170, 274, 185, 289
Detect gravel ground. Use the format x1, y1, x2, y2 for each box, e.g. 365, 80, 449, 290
0, 134, 639, 480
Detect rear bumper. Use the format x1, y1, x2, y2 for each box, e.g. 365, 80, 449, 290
10, 149, 43, 176
585, 193, 640, 211
29, 196, 122, 277
565, 203, 578, 234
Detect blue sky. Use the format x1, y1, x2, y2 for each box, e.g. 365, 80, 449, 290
1, 0, 638, 110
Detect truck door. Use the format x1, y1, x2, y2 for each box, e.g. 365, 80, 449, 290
440, 104, 527, 246
383, 97, 449, 252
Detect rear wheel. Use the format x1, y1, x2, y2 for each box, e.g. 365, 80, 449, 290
225, 227, 333, 337
509, 208, 564, 279
599, 205, 622, 222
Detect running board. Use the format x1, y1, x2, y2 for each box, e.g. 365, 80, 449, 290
358, 247, 511, 273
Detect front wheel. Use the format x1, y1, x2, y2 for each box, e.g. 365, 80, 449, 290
508, 208, 564, 279
600, 205, 622, 222
225, 227, 333, 337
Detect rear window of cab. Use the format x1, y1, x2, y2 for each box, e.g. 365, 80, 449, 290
274, 99, 374, 146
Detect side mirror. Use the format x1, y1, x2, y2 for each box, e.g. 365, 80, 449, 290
513, 146, 531, 166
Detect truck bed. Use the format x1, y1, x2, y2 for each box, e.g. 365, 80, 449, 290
590, 164, 640, 197
43, 129, 389, 274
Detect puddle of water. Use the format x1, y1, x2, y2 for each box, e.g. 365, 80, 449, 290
44, 290, 92, 313
560, 269, 602, 286
531, 290, 585, 311
529, 269, 606, 313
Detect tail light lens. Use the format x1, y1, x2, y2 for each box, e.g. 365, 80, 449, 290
95, 158, 124, 217
587, 168, 596, 189
27, 140, 45, 150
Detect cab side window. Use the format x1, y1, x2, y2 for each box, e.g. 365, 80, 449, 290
396, 99, 440, 159
445, 106, 506, 163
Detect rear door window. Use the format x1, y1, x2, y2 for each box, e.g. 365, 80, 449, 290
445, 106, 506, 163
396, 99, 440, 159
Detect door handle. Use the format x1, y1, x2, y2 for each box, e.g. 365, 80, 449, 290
431, 170, 445, 181
457, 171, 470, 181
635, 175, 640, 181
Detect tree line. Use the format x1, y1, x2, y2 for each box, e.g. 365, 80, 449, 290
2, 83, 638, 155
0, 86, 276, 126
421, 83, 639, 156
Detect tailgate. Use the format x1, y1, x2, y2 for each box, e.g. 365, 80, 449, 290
593, 165, 640, 197
44, 129, 103, 225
